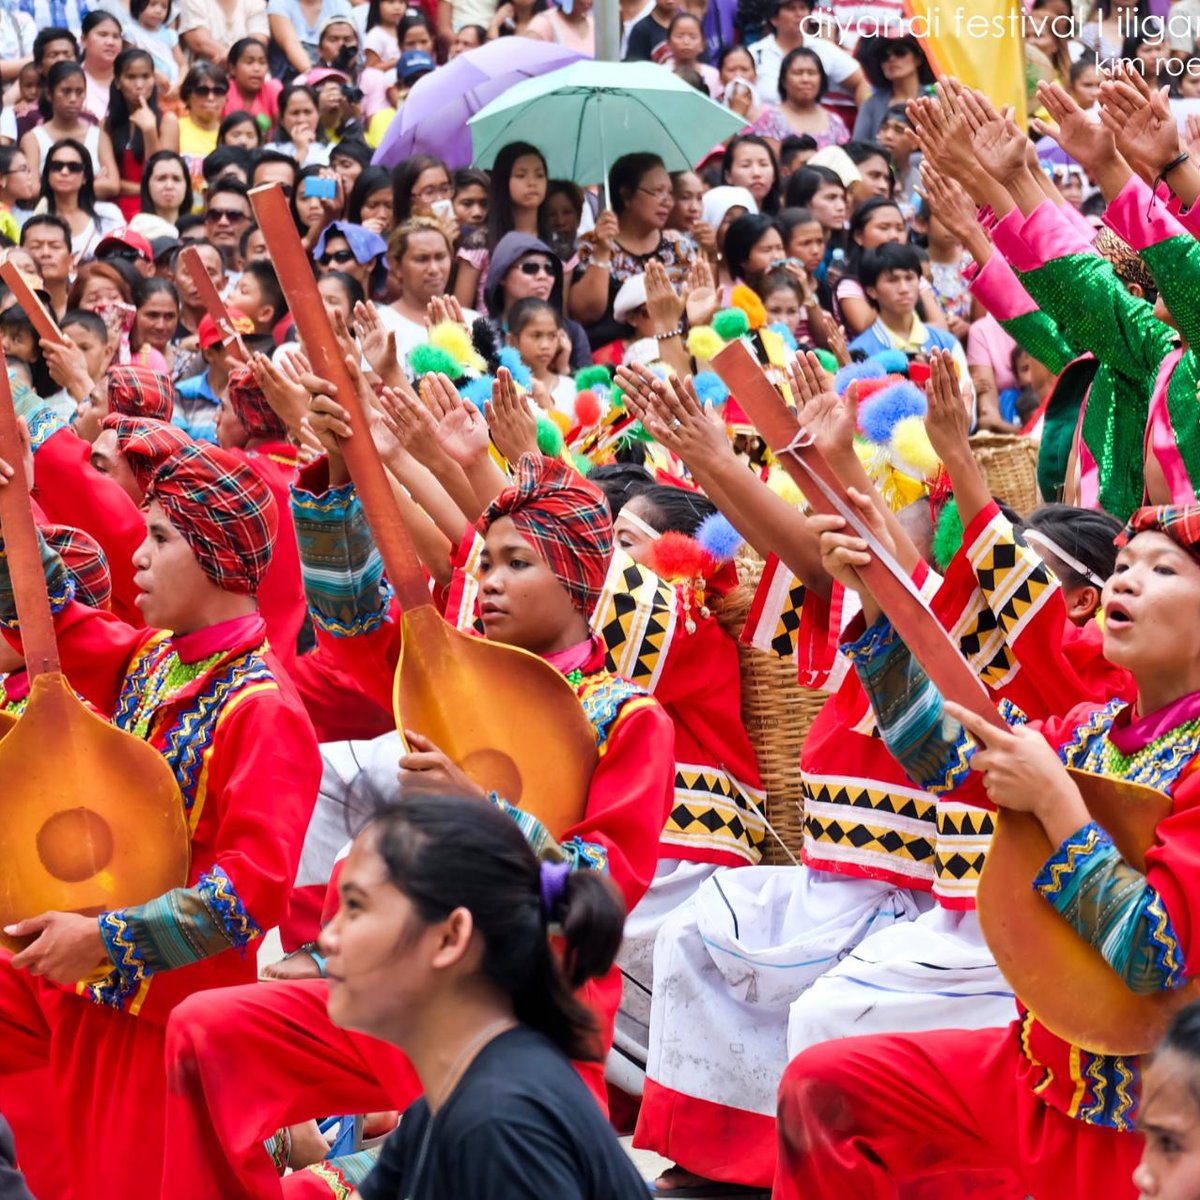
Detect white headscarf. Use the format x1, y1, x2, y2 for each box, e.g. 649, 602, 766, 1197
701, 185, 758, 231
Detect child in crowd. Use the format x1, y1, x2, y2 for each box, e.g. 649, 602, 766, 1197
228, 260, 287, 336
507, 296, 576, 414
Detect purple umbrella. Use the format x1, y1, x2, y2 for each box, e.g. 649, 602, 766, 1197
373, 39, 586, 170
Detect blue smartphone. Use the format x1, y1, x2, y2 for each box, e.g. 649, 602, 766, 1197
303, 176, 337, 200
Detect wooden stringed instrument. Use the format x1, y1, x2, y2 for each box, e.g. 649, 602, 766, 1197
177, 247, 248, 363
249, 184, 596, 837
0, 349, 190, 957
714, 339, 1200, 1056
0, 261, 65, 347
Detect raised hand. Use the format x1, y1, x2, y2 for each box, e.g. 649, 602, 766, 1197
422, 373, 490, 466
923, 349, 971, 465
644, 257, 684, 334
957, 87, 1029, 183
1032, 80, 1117, 175
817, 311, 850, 367
684, 255, 719, 327
353, 300, 400, 384
919, 161, 981, 246
250, 351, 311, 438
378, 381, 442, 467
484, 367, 538, 464
1098, 70, 1181, 175
639, 371, 732, 471
790, 353, 857, 464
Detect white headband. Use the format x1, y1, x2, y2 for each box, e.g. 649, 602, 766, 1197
1023, 528, 1105, 589
616, 508, 662, 541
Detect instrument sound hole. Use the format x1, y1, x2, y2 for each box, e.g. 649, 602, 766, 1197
460, 748, 523, 803
36, 808, 116, 883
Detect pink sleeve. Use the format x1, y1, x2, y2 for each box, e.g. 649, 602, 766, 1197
1104, 172, 1189, 252
1165, 192, 1200, 240
1019, 199, 1095, 265
1059, 198, 1098, 242
969, 252, 1038, 320
991, 208, 1040, 273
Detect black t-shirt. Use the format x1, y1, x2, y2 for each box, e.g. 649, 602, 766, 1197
623, 14, 669, 61
358, 1026, 648, 1200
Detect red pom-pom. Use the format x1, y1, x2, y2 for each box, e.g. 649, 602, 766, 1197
907, 360, 931, 386
574, 389, 602, 427
854, 375, 904, 402
647, 532, 717, 582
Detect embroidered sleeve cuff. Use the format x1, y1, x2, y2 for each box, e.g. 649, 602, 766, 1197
1034, 821, 1111, 899
1103, 173, 1181, 252
490, 793, 608, 873
26, 407, 67, 452
970, 254, 1038, 321
0, 533, 75, 630
840, 614, 897, 663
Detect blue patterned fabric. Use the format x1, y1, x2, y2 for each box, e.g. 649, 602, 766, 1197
0, 532, 76, 631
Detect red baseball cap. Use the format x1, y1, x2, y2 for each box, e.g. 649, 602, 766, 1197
198, 307, 255, 350
95, 228, 154, 262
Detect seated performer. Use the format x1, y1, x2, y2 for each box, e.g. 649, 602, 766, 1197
0, 437, 321, 1200
161, 444, 675, 1199
774, 494, 1200, 1199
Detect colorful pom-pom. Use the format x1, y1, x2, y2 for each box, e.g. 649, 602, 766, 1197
574, 389, 602, 427
428, 321, 485, 372
933, 496, 963, 572
695, 511, 743, 562
730, 284, 767, 330
408, 343, 462, 379
813, 349, 839, 374
610, 381, 626, 411
766, 466, 805, 508
853, 375, 903, 404
648, 532, 717, 582
873, 348, 909, 375
712, 307, 751, 341
460, 374, 495, 410
535, 414, 564, 456
574, 365, 612, 391
890, 414, 941, 480
571, 452, 593, 476
767, 321, 798, 351
686, 325, 726, 362
547, 409, 571, 435
833, 358, 886, 395
693, 371, 729, 408
857, 380, 926, 444
497, 346, 532, 390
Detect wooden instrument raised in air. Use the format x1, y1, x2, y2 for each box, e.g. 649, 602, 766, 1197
714, 339, 1200, 1056
0, 350, 190, 956
249, 184, 595, 837
177, 247, 248, 363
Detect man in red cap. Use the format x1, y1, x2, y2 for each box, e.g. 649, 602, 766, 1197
0, 437, 321, 1200
175, 307, 256, 444
95, 228, 155, 279
159, 449, 675, 1199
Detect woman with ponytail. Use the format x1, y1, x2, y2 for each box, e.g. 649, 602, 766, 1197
322, 790, 648, 1198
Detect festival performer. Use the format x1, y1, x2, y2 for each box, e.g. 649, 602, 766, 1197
775, 494, 1200, 1199
216, 364, 307, 672
316, 789, 651, 1199
0, 435, 321, 1200
91, 413, 194, 506
160, 423, 675, 1198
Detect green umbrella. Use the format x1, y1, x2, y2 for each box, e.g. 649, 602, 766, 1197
467, 60, 746, 206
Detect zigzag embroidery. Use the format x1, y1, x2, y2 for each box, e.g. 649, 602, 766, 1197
1145, 891, 1186, 986
577, 673, 648, 751
1057, 701, 1125, 768
1111, 1055, 1139, 1132
199, 866, 261, 948
1036, 825, 1103, 898
89, 910, 147, 1008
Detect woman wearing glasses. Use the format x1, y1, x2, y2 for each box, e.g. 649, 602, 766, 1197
391, 152, 455, 228
179, 62, 230, 165
0, 148, 39, 232
851, 31, 935, 143
20, 62, 119, 192
35, 137, 123, 263
312, 219, 387, 297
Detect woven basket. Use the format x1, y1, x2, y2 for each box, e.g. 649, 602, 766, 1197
970, 432, 1040, 517
714, 552, 825, 866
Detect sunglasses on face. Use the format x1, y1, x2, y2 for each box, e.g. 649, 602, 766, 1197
191, 84, 229, 98
319, 248, 357, 266
518, 259, 555, 277
881, 43, 914, 58
48, 160, 84, 175
100, 245, 145, 262
206, 207, 249, 224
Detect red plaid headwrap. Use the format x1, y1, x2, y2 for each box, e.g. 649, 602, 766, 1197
41, 524, 111, 610
102, 414, 193, 498
227, 365, 287, 441
1119, 505, 1200, 564
480, 453, 612, 616
144, 444, 278, 596
107, 365, 177, 422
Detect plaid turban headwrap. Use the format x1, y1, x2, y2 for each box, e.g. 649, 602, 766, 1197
1118, 505, 1200, 564
227, 365, 288, 441
107, 365, 177, 423
480, 453, 612, 616
144, 444, 278, 596
102, 414, 193, 498
42, 524, 111, 610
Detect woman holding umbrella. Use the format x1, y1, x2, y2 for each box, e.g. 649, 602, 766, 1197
569, 151, 698, 346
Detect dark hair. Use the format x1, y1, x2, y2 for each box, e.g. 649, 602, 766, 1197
141, 150, 195, 217
1025, 504, 1122, 588
857, 34, 935, 92
845, 139, 893, 191
81, 10, 121, 40
207, 175, 250, 204
177, 212, 206, 237
239, 223, 261, 256
0, 147, 24, 178
668, 10, 703, 36
331, 138, 373, 171
366, 0, 395, 28
219, 111, 264, 148
278, 83, 323, 142
454, 166, 490, 195
609, 152, 665, 217
180, 61, 229, 103
42, 137, 98, 218
292, 163, 342, 232
846, 194, 905, 276
547, 179, 584, 220
1156, 999, 1200, 1090
767, 0, 814, 28
0, 305, 54, 396
760, 265, 804, 304
716, 43, 754, 72
627, 483, 717, 536
107, 50, 162, 167
458, 22, 488, 44
357, 788, 625, 1061
33, 27, 78, 67
508, 296, 561, 336
251, 148, 301, 191
398, 9, 436, 44
882, 102, 911, 128
588, 462, 653, 517
778, 46, 828, 102
722, 135, 780, 214
723, 212, 781, 283
859, 240, 922, 291
40, 61, 86, 123
240, 259, 286, 325
1069, 52, 1099, 86
319, 269, 366, 311
20, 213, 71, 248
135, 273, 179, 307
487, 142, 550, 250
349, 164, 392, 223
673, 64, 710, 96
779, 133, 817, 168
227, 36, 267, 68
392, 153, 449, 222
785, 163, 843, 208
778, 205, 818, 241
60, 307, 109, 342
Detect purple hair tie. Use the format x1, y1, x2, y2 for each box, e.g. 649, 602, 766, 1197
539, 861, 571, 919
